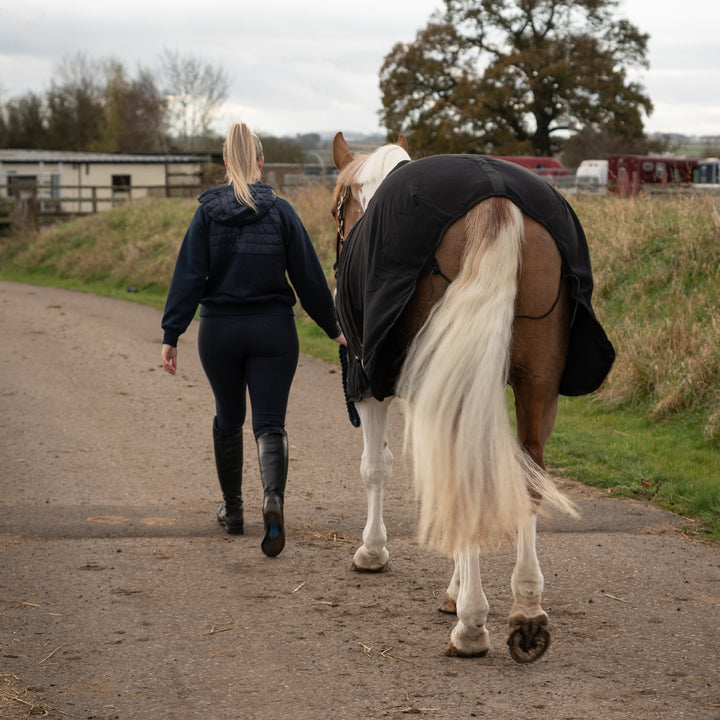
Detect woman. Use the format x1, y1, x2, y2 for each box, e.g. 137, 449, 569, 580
161, 122, 345, 557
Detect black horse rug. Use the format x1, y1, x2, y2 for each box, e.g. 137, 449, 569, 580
335, 154, 615, 403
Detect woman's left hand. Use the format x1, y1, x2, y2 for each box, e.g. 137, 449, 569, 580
161, 344, 177, 374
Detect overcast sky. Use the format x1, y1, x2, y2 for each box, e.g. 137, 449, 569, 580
1, 0, 718, 139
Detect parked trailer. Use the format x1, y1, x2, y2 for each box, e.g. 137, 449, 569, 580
575, 159, 608, 194
607, 155, 698, 196
697, 158, 720, 185
492, 156, 573, 178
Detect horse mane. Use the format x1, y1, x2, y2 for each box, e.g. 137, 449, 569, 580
335, 143, 411, 209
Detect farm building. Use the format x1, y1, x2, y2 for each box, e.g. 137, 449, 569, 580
0, 149, 211, 215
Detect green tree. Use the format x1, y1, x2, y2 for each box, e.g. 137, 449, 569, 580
0, 92, 48, 148
260, 136, 306, 163
2, 55, 169, 154
100, 64, 168, 153
45, 54, 106, 151
380, 22, 490, 156
296, 133, 322, 151
380, 0, 653, 157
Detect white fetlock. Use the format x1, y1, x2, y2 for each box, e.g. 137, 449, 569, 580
446, 622, 490, 658
351, 544, 390, 572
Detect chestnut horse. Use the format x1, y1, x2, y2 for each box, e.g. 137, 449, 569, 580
331, 132, 612, 663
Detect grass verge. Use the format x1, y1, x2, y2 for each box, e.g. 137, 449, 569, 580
547, 395, 720, 538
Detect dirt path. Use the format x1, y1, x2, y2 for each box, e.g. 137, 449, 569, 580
1, 280, 719, 720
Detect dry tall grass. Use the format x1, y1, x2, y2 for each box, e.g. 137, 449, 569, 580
0, 197, 198, 291
281, 182, 337, 282
573, 193, 720, 440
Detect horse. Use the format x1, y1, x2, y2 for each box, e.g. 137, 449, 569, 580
330, 132, 615, 663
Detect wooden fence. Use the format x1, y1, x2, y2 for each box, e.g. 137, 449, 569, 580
0, 182, 203, 229
5, 169, 713, 232
0, 164, 338, 230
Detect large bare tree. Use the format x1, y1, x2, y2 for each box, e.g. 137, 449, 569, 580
157, 49, 231, 150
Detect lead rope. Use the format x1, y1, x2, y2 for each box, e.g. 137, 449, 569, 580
339, 344, 361, 427
335, 187, 361, 427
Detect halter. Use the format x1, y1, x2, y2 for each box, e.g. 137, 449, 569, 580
333, 186, 349, 271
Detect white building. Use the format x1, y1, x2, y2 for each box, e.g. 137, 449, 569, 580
0, 149, 210, 215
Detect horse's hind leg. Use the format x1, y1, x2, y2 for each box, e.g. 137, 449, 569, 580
445, 550, 490, 657
507, 375, 561, 663
439, 555, 460, 614
351, 397, 392, 572
507, 218, 571, 663
507, 515, 550, 662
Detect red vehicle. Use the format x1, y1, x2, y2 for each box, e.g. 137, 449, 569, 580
492, 156, 572, 178
607, 155, 699, 195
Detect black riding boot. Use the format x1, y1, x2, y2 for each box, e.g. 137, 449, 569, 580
213, 418, 244, 534
256, 430, 288, 557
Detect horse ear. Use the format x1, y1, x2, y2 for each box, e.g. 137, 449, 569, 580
397, 134, 409, 152
333, 132, 354, 170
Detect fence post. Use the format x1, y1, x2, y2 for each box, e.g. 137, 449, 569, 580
28, 190, 39, 231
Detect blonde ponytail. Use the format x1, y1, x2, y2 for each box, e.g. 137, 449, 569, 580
223, 122, 264, 210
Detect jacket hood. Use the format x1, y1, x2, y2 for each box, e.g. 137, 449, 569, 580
198, 183, 276, 225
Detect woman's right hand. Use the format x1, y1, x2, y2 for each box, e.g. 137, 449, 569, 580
161, 344, 177, 375
333, 333, 347, 347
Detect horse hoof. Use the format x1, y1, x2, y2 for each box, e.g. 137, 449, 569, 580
438, 595, 457, 614
444, 641, 488, 658
351, 560, 389, 573
351, 545, 389, 572
507, 616, 551, 663
445, 624, 490, 657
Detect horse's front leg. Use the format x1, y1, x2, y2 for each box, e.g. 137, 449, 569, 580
507, 515, 550, 663
351, 397, 393, 572
445, 550, 490, 657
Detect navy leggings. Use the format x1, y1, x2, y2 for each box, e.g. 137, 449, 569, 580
198, 314, 299, 438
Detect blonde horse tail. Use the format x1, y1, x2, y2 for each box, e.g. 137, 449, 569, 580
397, 197, 574, 554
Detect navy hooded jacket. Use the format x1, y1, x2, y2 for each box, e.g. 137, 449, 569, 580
162, 183, 341, 346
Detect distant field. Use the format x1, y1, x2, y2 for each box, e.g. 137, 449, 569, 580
674, 142, 720, 158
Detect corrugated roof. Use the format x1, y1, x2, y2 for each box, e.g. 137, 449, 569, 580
0, 149, 210, 164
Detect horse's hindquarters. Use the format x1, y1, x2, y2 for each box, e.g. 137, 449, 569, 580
510, 216, 572, 470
